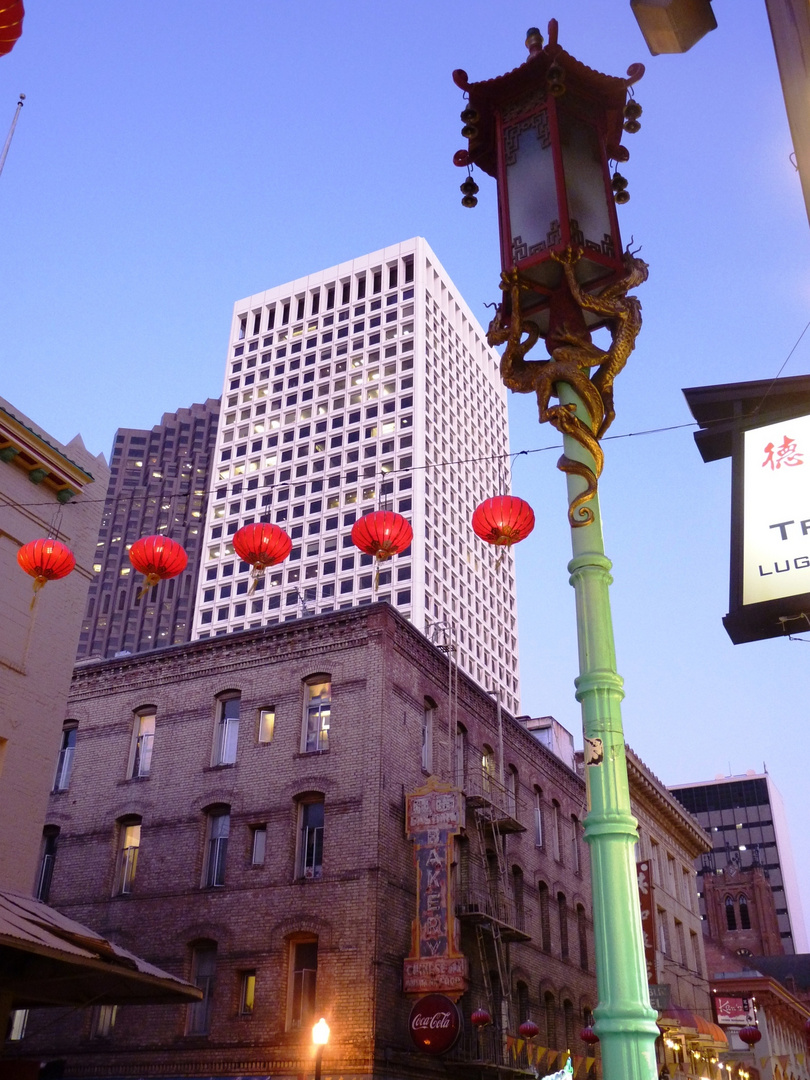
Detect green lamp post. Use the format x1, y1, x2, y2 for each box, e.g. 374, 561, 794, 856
453, 21, 659, 1080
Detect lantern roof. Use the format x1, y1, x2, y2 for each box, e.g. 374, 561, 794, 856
453, 19, 644, 178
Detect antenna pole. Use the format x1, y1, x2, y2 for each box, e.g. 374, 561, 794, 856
0, 93, 25, 181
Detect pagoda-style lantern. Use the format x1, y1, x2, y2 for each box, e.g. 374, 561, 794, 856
453, 19, 643, 340
471, 1008, 492, 1028
128, 535, 188, 596
472, 495, 535, 548
519, 1020, 540, 1040
580, 1025, 599, 1046
233, 522, 292, 589
739, 1025, 762, 1049
351, 511, 413, 562
17, 537, 76, 600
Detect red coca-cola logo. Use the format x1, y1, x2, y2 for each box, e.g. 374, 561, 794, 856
409, 994, 461, 1054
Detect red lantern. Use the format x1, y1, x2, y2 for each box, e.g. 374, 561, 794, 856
17, 538, 76, 600
351, 511, 413, 561
472, 496, 535, 547
0, 1, 25, 58
233, 522, 292, 589
739, 1025, 762, 1048
471, 1008, 492, 1028
581, 1025, 599, 1045
128, 535, 187, 596
519, 1020, 539, 1039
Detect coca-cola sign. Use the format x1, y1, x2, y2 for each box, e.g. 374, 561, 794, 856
409, 994, 461, 1054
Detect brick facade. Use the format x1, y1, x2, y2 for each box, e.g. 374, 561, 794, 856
17, 604, 596, 1079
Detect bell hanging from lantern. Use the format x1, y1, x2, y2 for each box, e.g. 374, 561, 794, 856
128, 535, 188, 598
233, 522, 292, 592
17, 537, 76, 607
472, 496, 535, 549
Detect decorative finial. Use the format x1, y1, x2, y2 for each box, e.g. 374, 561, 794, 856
525, 27, 544, 57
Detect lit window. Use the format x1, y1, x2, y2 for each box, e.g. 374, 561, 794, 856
115, 819, 141, 895
303, 679, 330, 753
240, 970, 256, 1015
131, 711, 155, 778
258, 708, 275, 743
91, 1004, 118, 1039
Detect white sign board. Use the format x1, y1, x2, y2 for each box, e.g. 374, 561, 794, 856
742, 414, 810, 605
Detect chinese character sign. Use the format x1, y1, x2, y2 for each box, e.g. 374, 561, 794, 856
714, 996, 756, 1027
404, 777, 468, 997
636, 860, 657, 984
743, 414, 810, 605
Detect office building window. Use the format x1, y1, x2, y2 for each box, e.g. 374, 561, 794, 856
298, 798, 324, 880
115, 818, 141, 895
187, 941, 217, 1035
303, 677, 330, 753
130, 710, 155, 778
288, 937, 318, 1029
54, 723, 77, 791
214, 694, 240, 765
204, 808, 230, 887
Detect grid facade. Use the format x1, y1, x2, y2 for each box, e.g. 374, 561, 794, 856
191, 238, 519, 714
669, 772, 808, 955
77, 399, 220, 660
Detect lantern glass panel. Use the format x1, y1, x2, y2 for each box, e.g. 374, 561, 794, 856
559, 112, 614, 285
504, 110, 559, 270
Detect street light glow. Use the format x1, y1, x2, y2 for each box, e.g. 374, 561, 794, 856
312, 1018, 330, 1046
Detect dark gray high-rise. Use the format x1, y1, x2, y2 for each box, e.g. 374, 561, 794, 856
76, 399, 219, 659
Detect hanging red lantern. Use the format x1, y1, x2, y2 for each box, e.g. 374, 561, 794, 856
17, 538, 76, 601
351, 510, 413, 561
580, 1025, 599, 1046
471, 1008, 492, 1028
0, 1, 25, 58
519, 1020, 539, 1039
739, 1025, 762, 1048
128, 535, 187, 596
233, 522, 292, 589
472, 496, 535, 548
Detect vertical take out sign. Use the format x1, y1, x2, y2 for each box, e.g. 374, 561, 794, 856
743, 414, 810, 605
403, 776, 469, 997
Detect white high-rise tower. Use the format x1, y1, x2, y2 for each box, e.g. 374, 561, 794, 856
192, 238, 520, 714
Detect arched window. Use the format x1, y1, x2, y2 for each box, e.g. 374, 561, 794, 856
36, 826, 60, 902
512, 865, 525, 931
571, 815, 581, 873
506, 765, 518, 817
516, 980, 530, 1024
551, 800, 562, 862
533, 787, 544, 848
544, 991, 557, 1049
422, 699, 435, 773
115, 815, 142, 895
563, 999, 576, 1050
213, 692, 240, 766
187, 940, 217, 1035
288, 935, 318, 1030
455, 724, 467, 789
297, 795, 325, 880
725, 894, 737, 931
482, 744, 495, 795
203, 805, 230, 888
303, 675, 331, 753
130, 707, 156, 778
538, 882, 551, 953
558, 892, 569, 959
54, 722, 78, 792
739, 894, 751, 930
577, 904, 588, 971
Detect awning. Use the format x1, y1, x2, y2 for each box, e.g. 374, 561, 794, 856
658, 1007, 727, 1049
0, 889, 201, 1007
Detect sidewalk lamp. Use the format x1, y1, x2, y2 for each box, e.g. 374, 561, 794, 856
453, 20, 659, 1080
312, 1017, 330, 1080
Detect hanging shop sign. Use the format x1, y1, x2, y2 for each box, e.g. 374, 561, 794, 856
714, 996, 756, 1027
403, 776, 468, 997
408, 993, 462, 1054
683, 377, 810, 644
636, 859, 657, 984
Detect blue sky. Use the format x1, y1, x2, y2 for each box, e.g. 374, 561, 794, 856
2, 2, 809, 934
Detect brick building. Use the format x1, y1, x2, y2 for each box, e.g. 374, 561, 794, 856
14, 604, 597, 1079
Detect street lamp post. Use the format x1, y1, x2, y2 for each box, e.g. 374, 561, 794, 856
453, 21, 659, 1080
312, 1017, 330, 1080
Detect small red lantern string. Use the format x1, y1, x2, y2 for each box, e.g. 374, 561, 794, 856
233, 522, 292, 592
472, 495, 535, 549
128, 535, 188, 598
580, 1025, 599, 1046
17, 538, 76, 607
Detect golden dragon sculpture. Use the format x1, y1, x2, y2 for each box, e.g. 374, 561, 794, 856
487, 247, 648, 527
